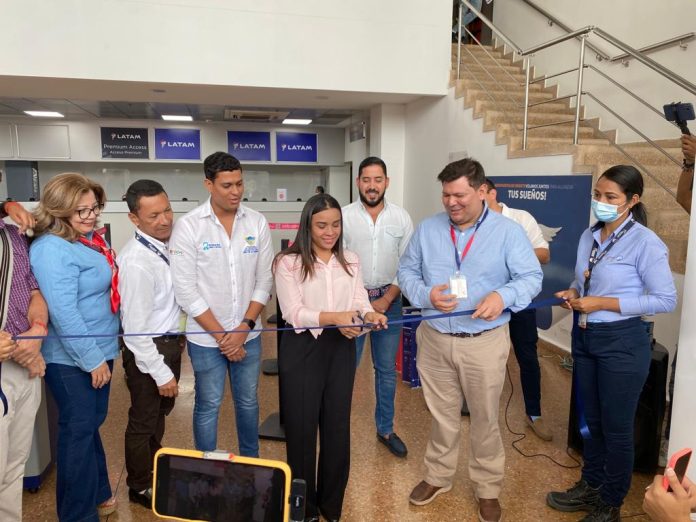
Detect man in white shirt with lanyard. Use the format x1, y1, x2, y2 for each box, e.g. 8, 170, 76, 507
170, 152, 273, 457
483, 177, 552, 441
118, 180, 183, 508
342, 156, 414, 458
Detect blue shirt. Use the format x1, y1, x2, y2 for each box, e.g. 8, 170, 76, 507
398, 207, 543, 334
571, 218, 677, 322
30, 233, 120, 371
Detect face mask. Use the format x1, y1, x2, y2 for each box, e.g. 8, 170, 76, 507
591, 199, 629, 223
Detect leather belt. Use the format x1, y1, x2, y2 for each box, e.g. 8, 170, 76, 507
366, 284, 391, 299
448, 325, 500, 338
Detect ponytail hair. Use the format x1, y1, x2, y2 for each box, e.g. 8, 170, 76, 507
598, 165, 648, 226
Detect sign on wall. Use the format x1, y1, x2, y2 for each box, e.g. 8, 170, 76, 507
491, 175, 592, 330
154, 128, 201, 160
101, 127, 149, 159
276, 132, 317, 163
227, 131, 271, 161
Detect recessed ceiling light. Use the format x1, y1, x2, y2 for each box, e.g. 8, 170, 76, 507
162, 115, 193, 122
24, 111, 64, 118
282, 118, 312, 125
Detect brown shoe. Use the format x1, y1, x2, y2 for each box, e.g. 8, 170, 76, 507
477, 497, 502, 522
408, 480, 452, 506
526, 416, 553, 441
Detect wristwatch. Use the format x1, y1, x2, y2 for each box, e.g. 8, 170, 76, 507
241, 318, 256, 330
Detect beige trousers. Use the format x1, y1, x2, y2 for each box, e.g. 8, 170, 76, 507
416, 321, 510, 499
0, 360, 41, 521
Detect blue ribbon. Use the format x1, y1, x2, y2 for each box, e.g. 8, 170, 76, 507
12, 297, 564, 341
572, 311, 592, 440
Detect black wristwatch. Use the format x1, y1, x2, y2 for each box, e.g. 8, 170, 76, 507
241, 318, 256, 330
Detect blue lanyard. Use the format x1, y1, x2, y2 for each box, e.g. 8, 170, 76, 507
135, 232, 169, 266
450, 208, 488, 272
582, 218, 635, 297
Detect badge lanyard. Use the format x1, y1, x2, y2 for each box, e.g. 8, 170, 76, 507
135, 231, 170, 266
450, 208, 488, 272
582, 218, 635, 297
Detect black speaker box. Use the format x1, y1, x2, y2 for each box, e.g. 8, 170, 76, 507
567, 342, 668, 474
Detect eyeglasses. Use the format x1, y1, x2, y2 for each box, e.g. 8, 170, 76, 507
76, 204, 104, 220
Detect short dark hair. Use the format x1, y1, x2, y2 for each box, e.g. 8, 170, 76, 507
483, 177, 496, 191
125, 179, 167, 213
437, 158, 485, 188
204, 151, 242, 181
358, 156, 388, 177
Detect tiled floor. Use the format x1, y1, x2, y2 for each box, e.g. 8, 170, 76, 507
21, 323, 653, 521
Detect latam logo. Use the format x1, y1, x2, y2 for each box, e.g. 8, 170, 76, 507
280, 144, 313, 152
232, 142, 266, 150
111, 132, 142, 140
160, 140, 196, 148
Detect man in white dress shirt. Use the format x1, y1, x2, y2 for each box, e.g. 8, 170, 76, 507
118, 180, 183, 508
170, 152, 273, 457
483, 177, 552, 441
342, 156, 414, 458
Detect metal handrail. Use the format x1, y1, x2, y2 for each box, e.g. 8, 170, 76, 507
458, 0, 523, 55
612, 33, 695, 63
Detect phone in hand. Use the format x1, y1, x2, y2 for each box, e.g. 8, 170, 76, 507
663, 447, 692, 491
664, 102, 695, 135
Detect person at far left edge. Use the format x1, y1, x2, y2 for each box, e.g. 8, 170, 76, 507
170, 152, 273, 457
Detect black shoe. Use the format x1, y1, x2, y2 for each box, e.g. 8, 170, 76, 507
128, 487, 153, 509
377, 432, 408, 458
547, 479, 601, 512
579, 501, 621, 521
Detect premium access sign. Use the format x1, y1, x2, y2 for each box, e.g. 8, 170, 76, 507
227, 131, 271, 161
155, 128, 201, 160
101, 127, 149, 159
276, 132, 317, 162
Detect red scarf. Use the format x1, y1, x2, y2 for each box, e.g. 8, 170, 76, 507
78, 231, 120, 313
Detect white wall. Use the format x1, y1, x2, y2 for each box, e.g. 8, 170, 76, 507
0, 0, 451, 97
492, 0, 696, 142
344, 126, 368, 202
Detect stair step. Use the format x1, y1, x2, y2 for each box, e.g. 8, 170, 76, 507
510, 136, 612, 150
459, 64, 527, 80
485, 109, 586, 126
649, 208, 690, 237
460, 87, 555, 103
475, 99, 574, 115
578, 146, 682, 167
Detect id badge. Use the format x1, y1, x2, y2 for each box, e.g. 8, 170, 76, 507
578, 313, 587, 329
449, 272, 468, 299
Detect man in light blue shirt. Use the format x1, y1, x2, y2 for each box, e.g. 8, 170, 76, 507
399, 158, 542, 522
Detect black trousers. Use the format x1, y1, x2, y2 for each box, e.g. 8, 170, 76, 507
509, 308, 542, 417
122, 336, 183, 491
279, 329, 356, 520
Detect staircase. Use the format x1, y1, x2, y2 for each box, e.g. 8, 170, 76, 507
451, 43, 690, 273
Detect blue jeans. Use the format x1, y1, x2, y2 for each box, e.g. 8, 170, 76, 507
187, 336, 261, 457
510, 308, 541, 417
573, 317, 651, 507
45, 362, 113, 522
355, 299, 402, 435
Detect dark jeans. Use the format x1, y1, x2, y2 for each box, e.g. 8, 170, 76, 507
123, 336, 183, 491
279, 328, 356, 520
45, 361, 114, 522
510, 308, 541, 417
573, 317, 651, 507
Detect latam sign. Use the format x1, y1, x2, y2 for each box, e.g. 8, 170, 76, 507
227, 131, 271, 161
276, 132, 318, 163
154, 128, 201, 160
101, 127, 149, 159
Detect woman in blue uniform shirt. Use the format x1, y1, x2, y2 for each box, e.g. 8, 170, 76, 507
547, 165, 677, 522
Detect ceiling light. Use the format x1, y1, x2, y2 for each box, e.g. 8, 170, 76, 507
24, 111, 64, 118
162, 115, 193, 122
282, 118, 312, 125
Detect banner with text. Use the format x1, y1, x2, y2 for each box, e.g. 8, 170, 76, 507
227, 131, 271, 161
491, 175, 592, 333
276, 132, 317, 162
101, 127, 149, 159
155, 128, 201, 160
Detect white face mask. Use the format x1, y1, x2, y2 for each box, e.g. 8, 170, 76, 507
591, 199, 629, 223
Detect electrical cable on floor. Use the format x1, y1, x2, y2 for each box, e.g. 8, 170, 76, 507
504, 364, 581, 469
504, 363, 648, 519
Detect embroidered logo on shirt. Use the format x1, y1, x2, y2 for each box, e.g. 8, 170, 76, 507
169, 249, 184, 256
202, 241, 223, 251
243, 235, 259, 254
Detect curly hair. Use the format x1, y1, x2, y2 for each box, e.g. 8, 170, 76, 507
33, 173, 106, 241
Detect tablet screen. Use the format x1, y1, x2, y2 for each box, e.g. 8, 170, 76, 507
154, 454, 286, 522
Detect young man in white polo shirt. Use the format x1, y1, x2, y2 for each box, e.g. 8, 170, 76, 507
118, 180, 182, 509
342, 156, 414, 458
484, 177, 552, 441
170, 152, 273, 457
